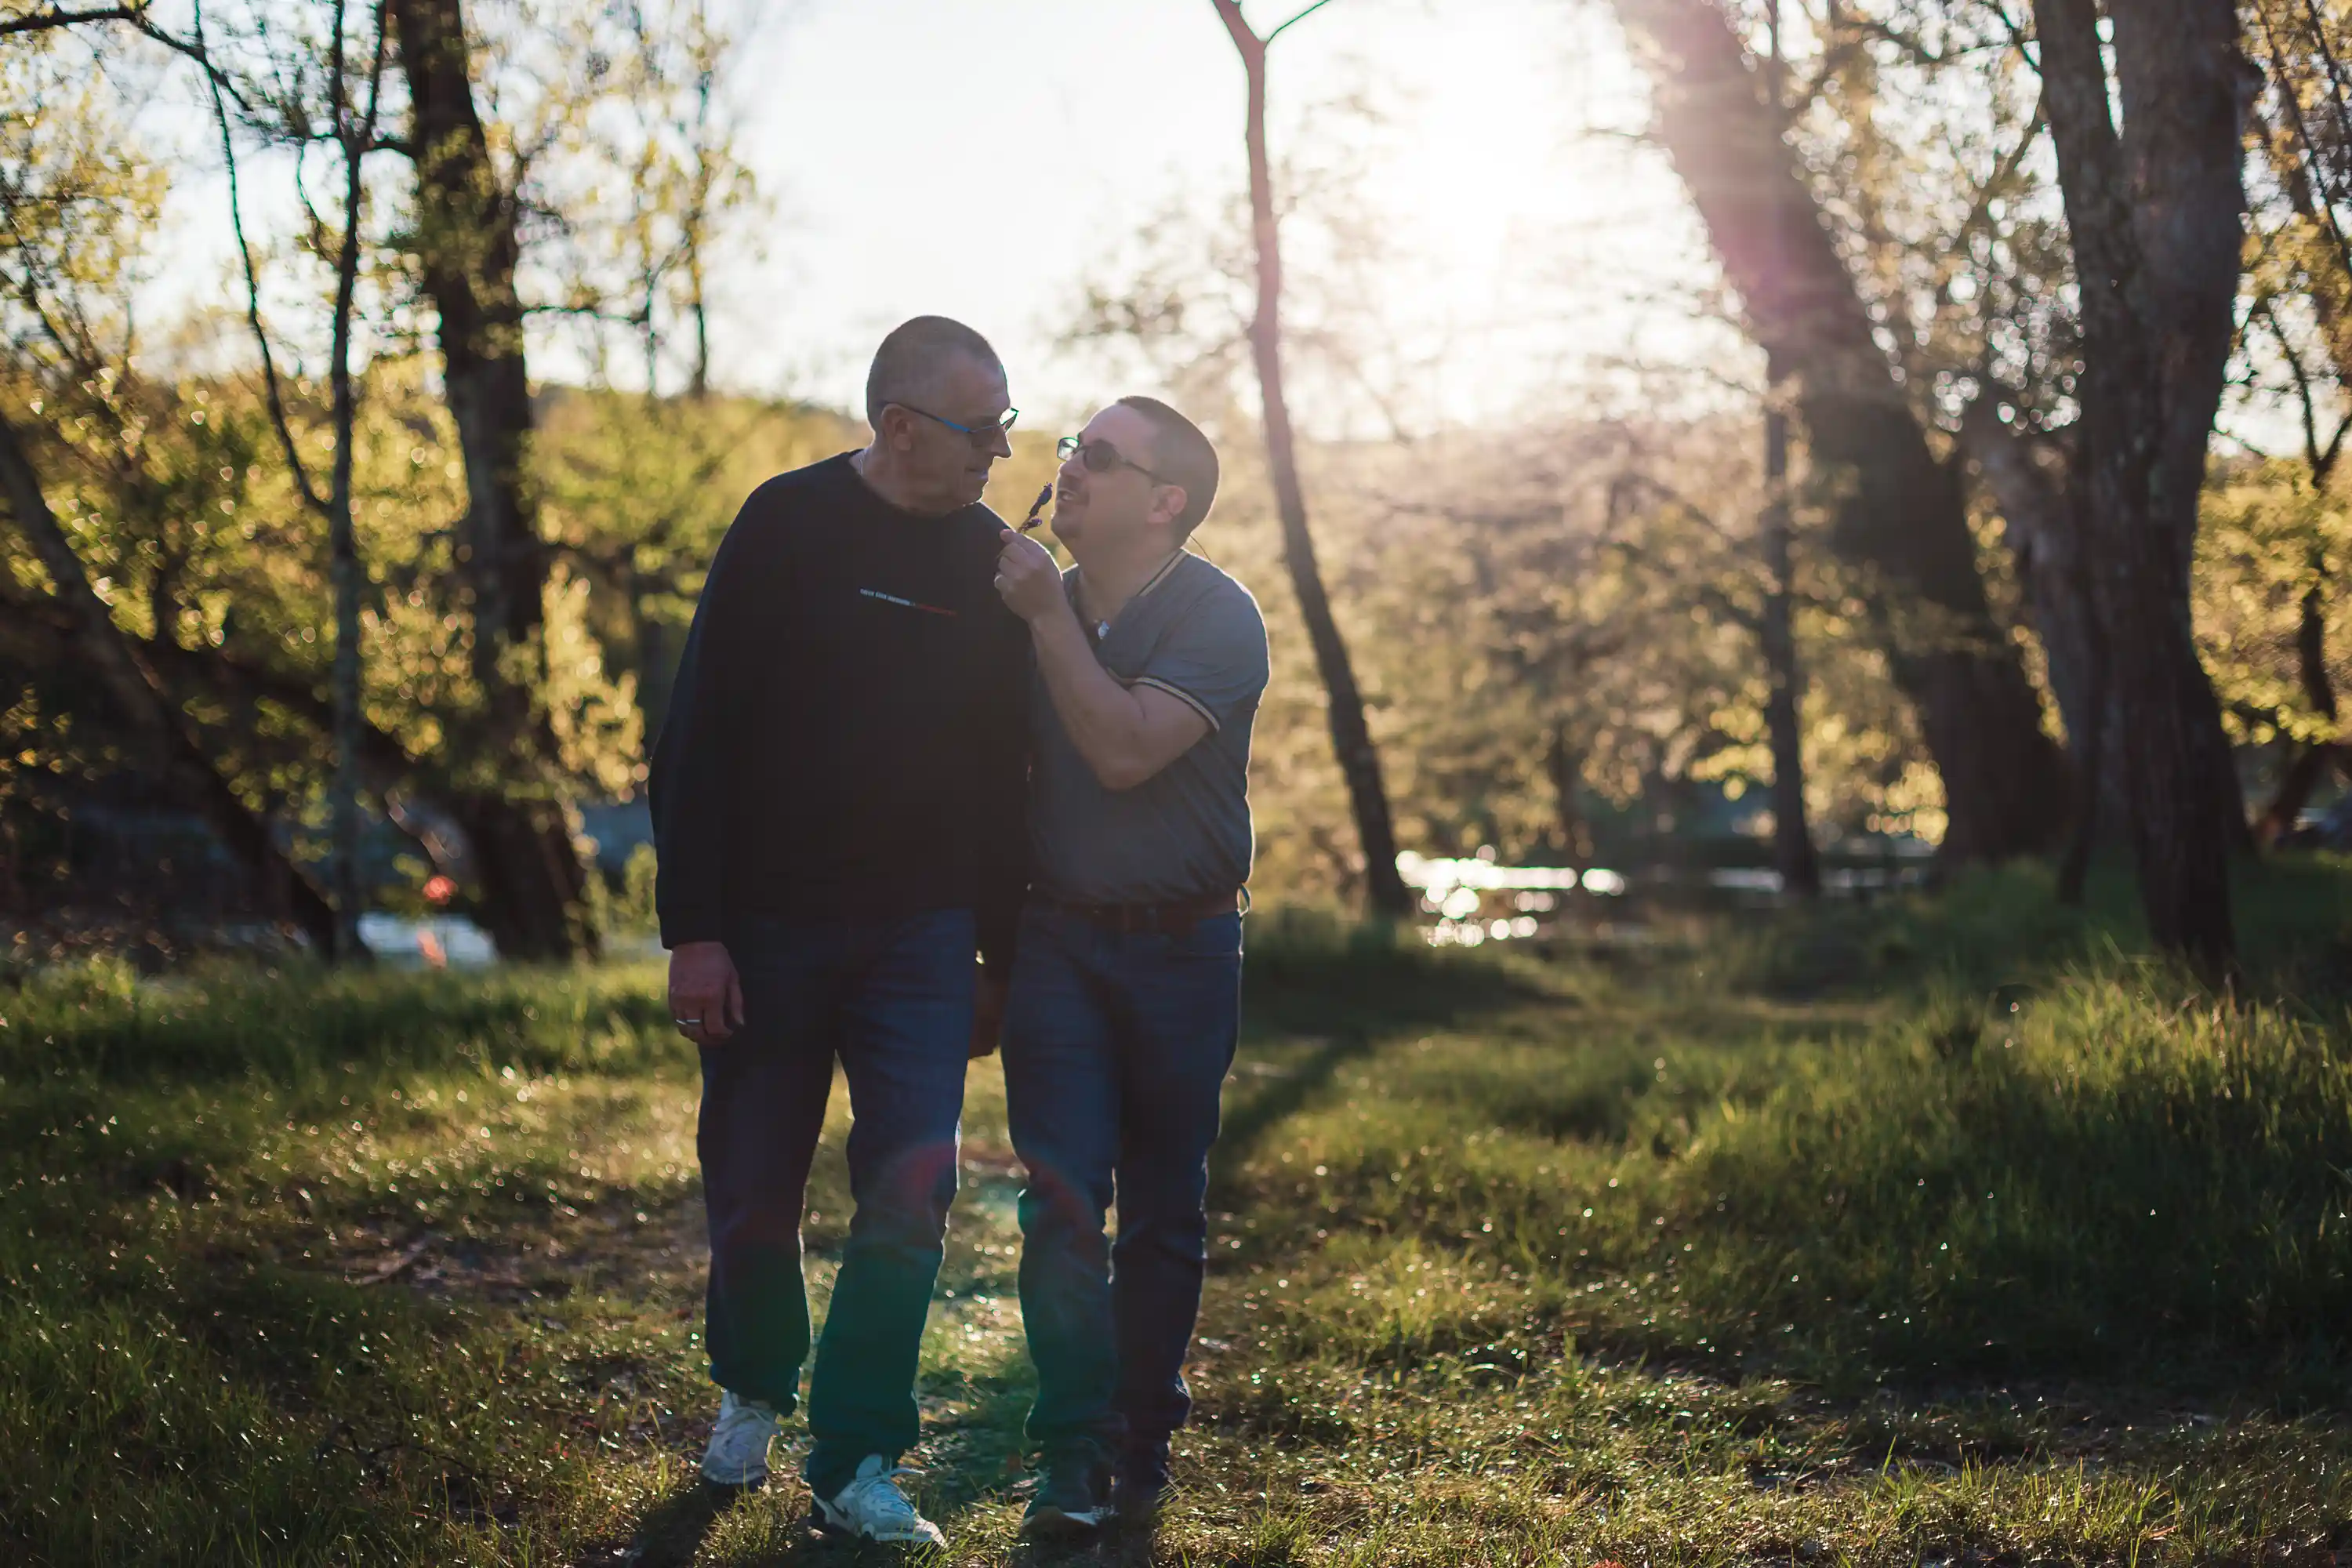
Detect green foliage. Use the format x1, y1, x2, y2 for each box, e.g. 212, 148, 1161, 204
0, 961, 701, 1563
1711, 854, 2352, 997
0, 27, 163, 375
2201, 460, 2350, 750
0, 958, 678, 1083
0, 358, 866, 913
583, 843, 661, 938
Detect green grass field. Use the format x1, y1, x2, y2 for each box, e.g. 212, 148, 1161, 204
6, 859, 2352, 1565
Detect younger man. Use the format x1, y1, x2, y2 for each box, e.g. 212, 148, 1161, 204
990, 397, 1268, 1539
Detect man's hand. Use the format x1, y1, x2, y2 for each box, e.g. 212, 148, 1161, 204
668, 941, 745, 1045
993, 528, 1065, 624
970, 965, 1010, 1058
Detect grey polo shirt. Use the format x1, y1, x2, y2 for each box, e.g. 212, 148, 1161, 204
1029, 551, 1270, 905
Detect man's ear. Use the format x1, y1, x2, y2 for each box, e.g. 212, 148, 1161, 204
875, 405, 913, 451
1150, 482, 1190, 532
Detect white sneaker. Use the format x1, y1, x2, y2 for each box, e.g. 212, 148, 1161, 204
811, 1454, 946, 1545
699, 1390, 780, 1488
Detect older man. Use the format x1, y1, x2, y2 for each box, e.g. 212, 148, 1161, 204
650, 316, 1028, 1545
989, 397, 1268, 1538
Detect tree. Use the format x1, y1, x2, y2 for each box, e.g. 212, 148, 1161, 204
1211, 0, 1413, 918
2199, 457, 2349, 847
1757, 0, 1818, 898
0, 24, 344, 946
527, 0, 777, 742
0, 410, 342, 950
2239, 0, 2352, 840
3, 0, 742, 953
391, 0, 595, 960
1609, 0, 2072, 868
2034, 0, 2248, 974
201, 0, 397, 962
319, 4, 392, 963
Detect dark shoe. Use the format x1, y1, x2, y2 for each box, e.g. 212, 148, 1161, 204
1112, 1438, 1171, 1521
1022, 1446, 1112, 1541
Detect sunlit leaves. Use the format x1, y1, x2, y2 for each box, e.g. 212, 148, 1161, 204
2199, 461, 2350, 748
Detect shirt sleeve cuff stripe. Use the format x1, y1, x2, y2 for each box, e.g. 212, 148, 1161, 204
1134, 676, 1221, 732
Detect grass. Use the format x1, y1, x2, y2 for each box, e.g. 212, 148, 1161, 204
3, 858, 2351, 1563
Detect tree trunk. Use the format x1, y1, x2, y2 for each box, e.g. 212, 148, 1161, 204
1760, 383, 1820, 899
2111, 7, 2251, 582
630, 574, 678, 746
324, 3, 387, 965
2036, 0, 2241, 975
447, 792, 592, 957
2113, 0, 2256, 852
1544, 722, 1594, 869
1212, 0, 1412, 919
2256, 575, 2346, 843
1959, 404, 2120, 902
1610, 0, 2070, 866
393, 0, 593, 960
1958, 408, 2095, 768
0, 408, 341, 953
1755, 9, 1819, 902
2257, 742, 2346, 844
394, 0, 543, 659
2056, 568, 2107, 907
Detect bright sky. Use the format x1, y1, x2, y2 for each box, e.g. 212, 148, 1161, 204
129, 0, 1734, 434
695, 0, 1723, 428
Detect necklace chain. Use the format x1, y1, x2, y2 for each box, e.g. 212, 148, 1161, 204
1076, 550, 1180, 644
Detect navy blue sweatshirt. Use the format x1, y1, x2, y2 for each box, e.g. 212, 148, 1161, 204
648, 453, 1029, 967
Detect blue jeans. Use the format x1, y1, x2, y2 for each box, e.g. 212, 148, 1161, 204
1003, 902, 1243, 1455
697, 909, 974, 1498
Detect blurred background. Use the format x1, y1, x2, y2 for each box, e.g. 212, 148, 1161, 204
2, 0, 2337, 975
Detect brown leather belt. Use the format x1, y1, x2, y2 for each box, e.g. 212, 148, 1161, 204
1043, 887, 1244, 935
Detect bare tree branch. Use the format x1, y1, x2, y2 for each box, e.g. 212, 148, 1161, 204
9, 0, 258, 111
1265, 0, 1337, 44
0, 4, 137, 37
196, 1, 327, 520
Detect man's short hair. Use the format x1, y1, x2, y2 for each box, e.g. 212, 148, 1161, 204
866, 316, 1001, 430
1116, 395, 1220, 539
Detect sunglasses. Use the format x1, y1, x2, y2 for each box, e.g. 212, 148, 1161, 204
1057, 434, 1167, 484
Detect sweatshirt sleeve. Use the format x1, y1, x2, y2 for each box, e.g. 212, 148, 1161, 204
973, 604, 1033, 973
649, 495, 764, 949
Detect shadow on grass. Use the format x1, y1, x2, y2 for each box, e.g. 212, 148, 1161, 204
606, 1480, 733, 1566
1243, 906, 1547, 1029
1210, 1029, 1380, 1211
1214, 911, 1550, 1203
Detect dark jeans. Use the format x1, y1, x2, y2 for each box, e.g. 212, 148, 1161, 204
698, 908, 974, 1498
1003, 902, 1243, 1456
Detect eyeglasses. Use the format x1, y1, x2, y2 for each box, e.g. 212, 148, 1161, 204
897, 403, 1018, 445
1058, 434, 1167, 484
